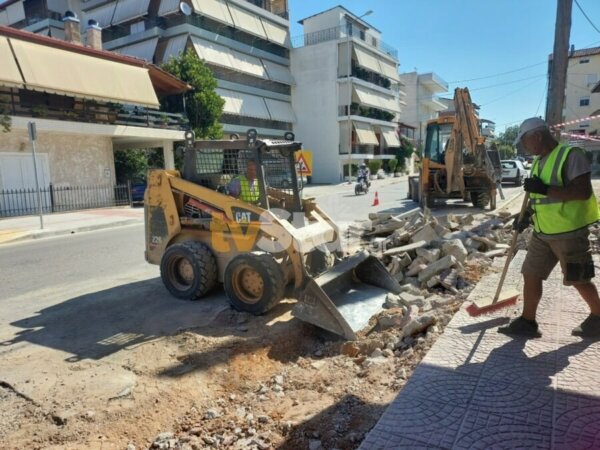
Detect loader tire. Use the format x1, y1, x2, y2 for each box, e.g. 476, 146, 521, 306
470, 192, 490, 209
224, 252, 285, 315
160, 241, 217, 300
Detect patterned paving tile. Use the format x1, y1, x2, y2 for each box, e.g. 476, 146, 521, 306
552, 391, 600, 450
556, 366, 600, 397
399, 364, 479, 406
479, 351, 557, 389
359, 433, 447, 450
362, 396, 467, 449
468, 380, 554, 427
453, 410, 553, 449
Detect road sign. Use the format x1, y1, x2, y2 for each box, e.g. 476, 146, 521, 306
295, 150, 313, 176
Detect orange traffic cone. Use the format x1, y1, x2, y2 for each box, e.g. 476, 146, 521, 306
372, 191, 379, 206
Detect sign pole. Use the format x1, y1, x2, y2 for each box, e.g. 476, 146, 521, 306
28, 122, 44, 230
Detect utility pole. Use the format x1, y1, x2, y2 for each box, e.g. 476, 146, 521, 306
545, 0, 572, 128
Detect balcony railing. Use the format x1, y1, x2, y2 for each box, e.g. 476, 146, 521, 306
292, 24, 398, 59
350, 66, 392, 89
0, 90, 188, 131
339, 103, 396, 122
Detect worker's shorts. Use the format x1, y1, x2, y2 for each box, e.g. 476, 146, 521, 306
521, 229, 595, 285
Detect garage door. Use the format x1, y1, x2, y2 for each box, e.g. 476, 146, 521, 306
0, 153, 51, 216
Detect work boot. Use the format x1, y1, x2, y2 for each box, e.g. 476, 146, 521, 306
498, 316, 542, 338
572, 313, 600, 338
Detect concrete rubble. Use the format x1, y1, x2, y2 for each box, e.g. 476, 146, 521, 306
350, 207, 519, 338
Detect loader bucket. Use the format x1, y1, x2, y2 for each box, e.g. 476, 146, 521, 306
292, 250, 402, 340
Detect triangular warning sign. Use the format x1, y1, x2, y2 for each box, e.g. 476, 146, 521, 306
297, 155, 309, 174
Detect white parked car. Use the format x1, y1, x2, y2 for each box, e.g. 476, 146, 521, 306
501, 159, 527, 186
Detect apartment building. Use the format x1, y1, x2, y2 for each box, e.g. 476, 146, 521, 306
292, 6, 404, 184
398, 71, 448, 149
552, 46, 600, 172
0, 0, 295, 139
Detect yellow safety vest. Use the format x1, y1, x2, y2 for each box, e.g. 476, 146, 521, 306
238, 176, 260, 204
530, 143, 599, 234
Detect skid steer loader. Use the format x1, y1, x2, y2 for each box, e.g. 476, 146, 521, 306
144, 129, 400, 340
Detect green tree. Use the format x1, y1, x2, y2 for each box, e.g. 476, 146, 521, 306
162, 49, 224, 139
497, 144, 516, 160
495, 125, 519, 147
396, 137, 415, 172
114, 149, 164, 183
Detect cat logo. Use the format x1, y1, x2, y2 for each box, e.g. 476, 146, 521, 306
235, 211, 252, 223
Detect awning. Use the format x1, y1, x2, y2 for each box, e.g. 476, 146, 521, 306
10, 38, 159, 108
191, 0, 233, 26
381, 127, 400, 147
260, 18, 289, 47
0, 37, 24, 88
228, 2, 267, 39
379, 59, 400, 82
262, 59, 294, 85
264, 98, 296, 123
112, 0, 151, 25
191, 36, 235, 71
5, 2, 25, 25
191, 36, 267, 79
83, 2, 117, 28
115, 37, 158, 62
161, 34, 188, 63
353, 45, 381, 73
158, 0, 180, 16
0, 10, 8, 26
216, 88, 270, 120
353, 122, 379, 146
352, 84, 400, 113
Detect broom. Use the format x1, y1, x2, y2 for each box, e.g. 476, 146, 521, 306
466, 192, 530, 316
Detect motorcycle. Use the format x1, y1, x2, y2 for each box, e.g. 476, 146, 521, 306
354, 176, 370, 195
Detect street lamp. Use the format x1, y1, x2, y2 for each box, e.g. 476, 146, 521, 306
346, 9, 373, 184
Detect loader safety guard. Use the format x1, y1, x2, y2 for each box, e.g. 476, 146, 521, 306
293, 250, 402, 340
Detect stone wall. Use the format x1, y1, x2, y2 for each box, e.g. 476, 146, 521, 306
0, 129, 115, 188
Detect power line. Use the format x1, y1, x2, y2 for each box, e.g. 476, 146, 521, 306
574, 0, 600, 34
480, 77, 545, 107
468, 73, 547, 92
535, 78, 549, 116
447, 62, 546, 84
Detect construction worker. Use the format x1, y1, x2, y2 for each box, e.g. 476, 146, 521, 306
499, 117, 600, 338
228, 159, 261, 204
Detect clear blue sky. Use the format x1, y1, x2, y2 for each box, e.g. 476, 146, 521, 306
289, 0, 600, 133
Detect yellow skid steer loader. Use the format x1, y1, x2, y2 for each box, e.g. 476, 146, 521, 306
144, 129, 400, 340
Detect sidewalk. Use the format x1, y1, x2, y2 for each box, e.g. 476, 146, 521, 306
359, 251, 600, 449
0, 207, 144, 245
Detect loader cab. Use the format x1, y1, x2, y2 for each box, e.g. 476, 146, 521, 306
181, 130, 303, 212
424, 119, 453, 165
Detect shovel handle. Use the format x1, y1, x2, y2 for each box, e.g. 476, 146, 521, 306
492, 192, 530, 303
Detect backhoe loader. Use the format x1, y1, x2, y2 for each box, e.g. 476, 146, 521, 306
408, 88, 502, 209
144, 129, 400, 340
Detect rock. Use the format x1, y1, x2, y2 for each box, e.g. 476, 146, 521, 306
272, 385, 283, 393
418, 255, 457, 282
406, 261, 428, 277
410, 224, 439, 243
402, 314, 437, 337
204, 409, 220, 420
126, 444, 136, 450
439, 269, 459, 292
441, 239, 468, 262
430, 295, 456, 308
341, 342, 361, 357
252, 438, 271, 450
371, 348, 384, 358
398, 292, 426, 307
396, 252, 412, 268
309, 439, 322, 450
258, 415, 269, 424
426, 276, 441, 289
382, 348, 394, 358
203, 436, 216, 445
273, 375, 284, 385
384, 293, 402, 308
484, 249, 507, 258
464, 237, 484, 251
471, 235, 498, 250
416, 247, 441, 263
397, 368, 408, 379
236, 407, 246, 418
384, 240, 427, 257
377, 311, 404, 330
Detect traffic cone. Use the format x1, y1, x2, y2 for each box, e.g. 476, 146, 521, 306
372, 191, 379, 206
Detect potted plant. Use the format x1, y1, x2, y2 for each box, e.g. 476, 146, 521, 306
388, 158, 398, 177
368, 159, 382, 180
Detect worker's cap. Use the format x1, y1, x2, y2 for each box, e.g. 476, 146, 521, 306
513, 117, 549, 145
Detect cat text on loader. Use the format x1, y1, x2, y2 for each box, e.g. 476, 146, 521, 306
144, 129, 401, 340
407, 87, 502, 209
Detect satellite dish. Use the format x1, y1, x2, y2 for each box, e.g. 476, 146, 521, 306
179, 2, 192, 16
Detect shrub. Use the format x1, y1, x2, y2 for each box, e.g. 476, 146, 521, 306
388, 158, 398, 173
368, 159, 382, 174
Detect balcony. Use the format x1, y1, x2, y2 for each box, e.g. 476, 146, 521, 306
418, 72, 448, 93
292, 24, 398, 59
339, 103, 396, 123
0, 88, 187, 131
350, 66, 392, 90
419, 95, 448, 112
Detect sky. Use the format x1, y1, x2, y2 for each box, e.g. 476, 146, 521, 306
288, 0, 600, 134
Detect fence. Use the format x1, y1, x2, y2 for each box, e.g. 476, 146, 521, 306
0, 184, 131, 218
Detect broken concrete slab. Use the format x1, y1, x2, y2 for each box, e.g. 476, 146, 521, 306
383, 240, 427, 257
441, 239, 468, 263
416, 247, 441, 263
410, 224, 439, 243
484, 249, 507, 258
418, 255, 458, 282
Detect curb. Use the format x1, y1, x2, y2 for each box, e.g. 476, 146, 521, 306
0, 219, 143, 245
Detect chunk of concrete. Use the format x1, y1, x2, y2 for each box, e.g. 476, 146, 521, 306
418, 255, 457, 282
383, 240, 427, 257
416, 247, 441, 263
410, 224, 439, 244
441, 239, 468, 263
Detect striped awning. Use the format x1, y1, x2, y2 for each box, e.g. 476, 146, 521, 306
0, 37, 24, 88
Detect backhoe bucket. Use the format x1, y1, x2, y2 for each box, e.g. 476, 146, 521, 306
293, 250, 401, 340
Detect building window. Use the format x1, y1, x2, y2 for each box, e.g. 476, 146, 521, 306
580, 96, 590, 107
580, 58, 590, 64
